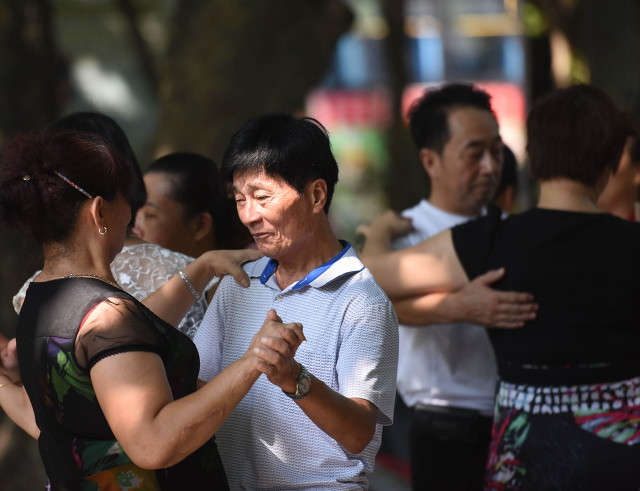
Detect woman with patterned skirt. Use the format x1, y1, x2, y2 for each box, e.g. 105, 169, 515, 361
362, 84, 640, 490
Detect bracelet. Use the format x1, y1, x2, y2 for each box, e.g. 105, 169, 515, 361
178, 270, 200, 300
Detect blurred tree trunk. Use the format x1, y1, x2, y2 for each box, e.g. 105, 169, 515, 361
0, 0, 61, 142
0, 4, 63, 489
0, 0, 58, 332
153, 0, 353, 163
380, 0, 427, 212
535, 0, 640, 111
114, 0, 159, 95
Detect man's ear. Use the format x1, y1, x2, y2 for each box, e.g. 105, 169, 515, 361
419, 148, 441, 180
190, 212, 213, 242
307, 179, 328, 213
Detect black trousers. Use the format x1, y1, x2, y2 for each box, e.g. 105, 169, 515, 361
409, 404, 493, 491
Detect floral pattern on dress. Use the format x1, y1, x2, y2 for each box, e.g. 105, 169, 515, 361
485, 376, 640, 490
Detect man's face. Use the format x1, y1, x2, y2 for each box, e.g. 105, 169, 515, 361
233, 170, 316, 260
424, 107, 503, 216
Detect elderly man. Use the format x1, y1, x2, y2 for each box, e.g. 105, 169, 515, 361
193, 113, 398, 490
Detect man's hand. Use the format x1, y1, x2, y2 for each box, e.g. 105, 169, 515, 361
249, 309, 305, 389
452, 268, 537, 328
394, 268, 537, 328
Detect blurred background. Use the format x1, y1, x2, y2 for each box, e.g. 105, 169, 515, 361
0, 0, 639, 488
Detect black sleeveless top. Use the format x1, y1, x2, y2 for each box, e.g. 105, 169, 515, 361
452, 208, 640, 386
17, 277, 229, 490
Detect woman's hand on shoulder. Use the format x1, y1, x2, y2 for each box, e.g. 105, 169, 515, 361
201, 249, 262, 287
359, 210, 413, 258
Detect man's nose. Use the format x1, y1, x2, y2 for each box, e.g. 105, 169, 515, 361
239, 201, 261, 226
480, 150, 500, 174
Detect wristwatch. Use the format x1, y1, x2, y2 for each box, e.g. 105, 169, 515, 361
282, 364, 312, 400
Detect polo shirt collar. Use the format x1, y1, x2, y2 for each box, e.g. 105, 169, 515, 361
249, 241, 364, 292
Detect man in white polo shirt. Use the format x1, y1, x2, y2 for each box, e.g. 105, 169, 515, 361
362, 83, 536, 491
193, 113, 398, 490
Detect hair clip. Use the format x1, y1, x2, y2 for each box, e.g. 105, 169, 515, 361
54, 171, 93, 199
23, 175, 31, 181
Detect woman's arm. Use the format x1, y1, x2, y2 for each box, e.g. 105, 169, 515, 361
0, 335, 39, 438
393, 269, 536, 328
360, 211, 469, 299
361, 211, 537, 327
0, 379, 39, 439
142, 249, 261, 327
90, 309, 304, 469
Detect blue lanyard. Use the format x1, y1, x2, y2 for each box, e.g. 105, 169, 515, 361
260, 241, 351, 290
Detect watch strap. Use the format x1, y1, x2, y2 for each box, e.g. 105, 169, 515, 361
282, 364, 311, 400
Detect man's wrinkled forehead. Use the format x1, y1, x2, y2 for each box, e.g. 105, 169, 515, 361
232, 168, 287, 192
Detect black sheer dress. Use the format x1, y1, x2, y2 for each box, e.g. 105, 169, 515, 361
17, 277, 228, 490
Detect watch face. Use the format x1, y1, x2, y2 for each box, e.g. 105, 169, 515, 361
297, 373, 311, 396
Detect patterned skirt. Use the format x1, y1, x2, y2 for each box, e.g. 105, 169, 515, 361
485, 374, 640, 491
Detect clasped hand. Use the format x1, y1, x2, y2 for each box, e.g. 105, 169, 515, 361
248, 309, 305, 392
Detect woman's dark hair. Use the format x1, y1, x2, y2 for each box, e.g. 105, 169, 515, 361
221, 113, 339, 213
631, 133, 640, 165
408, 83, 496, 153
47, 112, 146, 219
0, 130, 134, 244
497, 144, 518, 196
527, 84, 627, 185
625, 115, 640, 165
145, 152, 232, 249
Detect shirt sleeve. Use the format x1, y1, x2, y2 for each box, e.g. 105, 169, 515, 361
337, 293, 399, 426
193, 277, 228, 382
75, 297, 161, 371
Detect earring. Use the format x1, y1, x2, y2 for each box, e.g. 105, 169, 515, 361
98, 226, 108, 235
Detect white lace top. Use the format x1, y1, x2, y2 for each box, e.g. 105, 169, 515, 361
13, 243, 216, 339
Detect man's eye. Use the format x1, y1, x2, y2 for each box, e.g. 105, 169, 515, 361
255, 195, 268, 201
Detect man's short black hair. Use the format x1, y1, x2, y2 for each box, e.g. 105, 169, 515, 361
222, 113, 339, 213
408, 83, 496, 153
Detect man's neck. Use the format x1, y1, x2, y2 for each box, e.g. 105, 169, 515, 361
427, 196, 483, 218
274, 232, 344, 289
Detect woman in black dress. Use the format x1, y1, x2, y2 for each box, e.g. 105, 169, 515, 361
362, 84, 640, 490
0, 129, 303, 489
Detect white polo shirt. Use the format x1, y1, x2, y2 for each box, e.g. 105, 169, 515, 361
394, 200, 498, 416
194, 244, 398, 490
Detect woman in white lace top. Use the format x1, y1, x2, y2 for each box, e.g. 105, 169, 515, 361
14, 237, 215, 338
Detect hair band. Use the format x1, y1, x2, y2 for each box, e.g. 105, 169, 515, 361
54, 171, 93, 199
